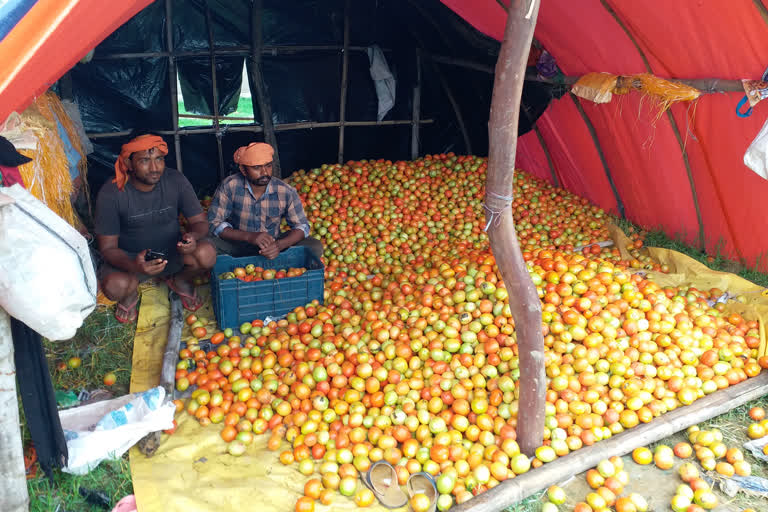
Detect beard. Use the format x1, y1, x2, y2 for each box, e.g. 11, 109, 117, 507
249, 175, 271, 187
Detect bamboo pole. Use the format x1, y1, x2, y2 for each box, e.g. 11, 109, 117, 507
431, 60, 473, 154
411, 52, 422, 160
483, 0, 543, 456
752, 0, 768, 26
250, 0, 281, 176
85, 119, 435, 139
533, 125, 559, 187
570, 94, 626, 218
452, 371, 768, 512
337, 0, 350, 164
204, 7, 226, 181
427, 54, 495, 75
93, 45, 384, 60
598, 0, 706, 249
137, 294, 183, 457
0, 308, 28, 512
525, 73, 746, 94
164, 0, 183, 174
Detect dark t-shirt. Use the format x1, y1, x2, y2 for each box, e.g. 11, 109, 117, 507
94, 169, 202, 255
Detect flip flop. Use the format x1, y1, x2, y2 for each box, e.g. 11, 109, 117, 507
406, 472, 437, 512
164, 277, 203, 312
114, 295, 139, 324
360, 461, 408, 509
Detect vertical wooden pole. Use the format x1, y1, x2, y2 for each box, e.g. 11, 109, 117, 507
570, 94, 626, 218
533, 125, 559, 187
484, 0, 543, 456
430, 60, 472, 154
0, 308, 28, 512
250, 0, 281, 177
164, 0, 183, 173
204, 7, 226, 181
411, 52, 422, 160
337, 0, 350, 164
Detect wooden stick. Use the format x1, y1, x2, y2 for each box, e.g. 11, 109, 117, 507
570, 94, 626, 218
85, 119, 435, 139
204, 7, 226, 181
752, 0, 768, 27
137, 294, 183, 457
427, 54, 495, 74
250, 0, 281, 176
525, 73, 746, 94
179, 113, 256, 121
431, 59, 473, 154
164, 0, 183, 174
598, 0, 706, 248
533, 125, 559, 187
93, 45, 385, 60
337, 0, 350, 164
452, 372, 768, 512
484, 0, 542, 456
0, 309, 28, 512
411, 52, 422, 160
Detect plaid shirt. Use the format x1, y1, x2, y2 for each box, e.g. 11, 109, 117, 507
208, 174, 310, 238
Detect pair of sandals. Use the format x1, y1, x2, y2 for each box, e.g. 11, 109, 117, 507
361, 461, 437, 511
114, 277, 202, 324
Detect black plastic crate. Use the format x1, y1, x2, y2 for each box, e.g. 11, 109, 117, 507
210, 246, 324, 329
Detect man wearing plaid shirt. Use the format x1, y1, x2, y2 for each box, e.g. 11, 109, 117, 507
207, 142, 323, 260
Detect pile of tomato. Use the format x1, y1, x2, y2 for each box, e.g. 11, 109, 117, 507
219, 265, 307, 282
174, 154, 766, 512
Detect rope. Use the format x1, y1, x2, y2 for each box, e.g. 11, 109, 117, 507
483, 190, 515, 232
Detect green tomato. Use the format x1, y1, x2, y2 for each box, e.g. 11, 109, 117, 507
239, 322, 251, 334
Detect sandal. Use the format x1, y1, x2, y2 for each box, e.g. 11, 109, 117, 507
115, 295, 140, 324
360, 461, 408, 508
406, 472, 437, 512
164, 277, 203, 312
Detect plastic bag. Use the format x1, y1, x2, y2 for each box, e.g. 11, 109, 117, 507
59, 386, 175, 475
744, 117, 768, 180
0, 184, 96, 340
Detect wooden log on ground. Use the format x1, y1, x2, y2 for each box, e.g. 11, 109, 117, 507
452, 371, 768, 512
484, 0, 543, 457
137, 293, 183, 456
0, 308, 28, 512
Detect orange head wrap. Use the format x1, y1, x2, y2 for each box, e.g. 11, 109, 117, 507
233, 142, 274, 167
114, 135, 169, 190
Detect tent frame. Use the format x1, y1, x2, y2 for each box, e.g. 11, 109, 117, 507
80, 0, 441, 180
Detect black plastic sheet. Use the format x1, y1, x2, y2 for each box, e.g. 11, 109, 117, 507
177, 57, 244, 116
255, 53, 342, 125
72, 58, 172, 133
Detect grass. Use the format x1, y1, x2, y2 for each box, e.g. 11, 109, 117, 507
23, 307, 136, 511
178, 96, 255, 128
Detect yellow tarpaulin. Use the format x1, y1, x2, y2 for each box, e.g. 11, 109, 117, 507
129, 284, 392, 512
129, 235, 768, 512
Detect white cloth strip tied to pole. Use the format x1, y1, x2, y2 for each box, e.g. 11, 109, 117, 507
483, 190, 515, 232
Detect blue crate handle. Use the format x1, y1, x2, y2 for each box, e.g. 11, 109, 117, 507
736, 95, 753, 118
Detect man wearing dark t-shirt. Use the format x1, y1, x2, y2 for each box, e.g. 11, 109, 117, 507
94, 134, 216, 323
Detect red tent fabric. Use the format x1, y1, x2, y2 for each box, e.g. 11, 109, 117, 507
0, 0, 152, 124
446, 0, 768, 268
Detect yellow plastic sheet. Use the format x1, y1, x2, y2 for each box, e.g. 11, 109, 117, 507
128, 283, 394, 512
608, 223, 767, 358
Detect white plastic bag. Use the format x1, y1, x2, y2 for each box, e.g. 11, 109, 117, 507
744, 116, 768, 180
59, 387, 175, 475
0, 184, 96, 340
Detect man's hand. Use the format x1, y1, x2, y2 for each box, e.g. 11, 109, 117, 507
136, 250, 168, 276
247, 232, 275, 251
260, 239, 280, 260
177, 233, 197, 255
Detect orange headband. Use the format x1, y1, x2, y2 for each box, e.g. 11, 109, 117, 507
114, 135, 168, 190
233, 142, 274, 166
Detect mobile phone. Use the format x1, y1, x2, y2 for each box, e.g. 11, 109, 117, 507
145, 250, 166, 262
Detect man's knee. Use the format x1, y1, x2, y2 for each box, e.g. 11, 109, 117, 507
194, 240, 217, 270
101, 271, 138, 301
